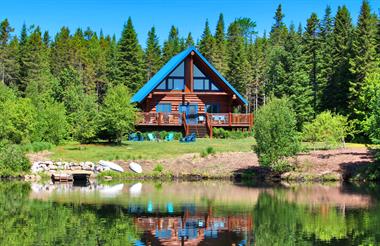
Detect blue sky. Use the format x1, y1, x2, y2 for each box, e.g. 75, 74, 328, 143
2, 0, 379, 46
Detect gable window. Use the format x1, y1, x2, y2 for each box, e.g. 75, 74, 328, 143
156, 62, 185, 91
156, 103, 172, 113
205, 104, 220, 113
193, 64, 220, 91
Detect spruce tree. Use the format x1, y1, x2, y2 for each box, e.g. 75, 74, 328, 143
19, 26, 50, 93
116, 17, 145, 92
270, 4, 288, 46
348, 0, 378, 125
213, 13, 228, 76
319, 6, 334, 111
286, 24, 314, 127
144, 27, 161, 80
323, 6, 353, 115
0, 19, 19, 86
162, 26, 181, 63
185, 32, 194, 47
303, 13, 321, 113
198, 20, 215, 62
50, 27, 72, 76
226, 21, 250, 96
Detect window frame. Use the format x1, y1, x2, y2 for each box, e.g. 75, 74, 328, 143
156, 103, 172, 113
204, 103, 220, 113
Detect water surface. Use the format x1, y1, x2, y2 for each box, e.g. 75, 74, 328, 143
1, 180, 380, 245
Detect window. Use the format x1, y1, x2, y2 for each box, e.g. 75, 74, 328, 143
205, 104, 220, 113
156, 103, 172, 113
193, 64, 220, 91
169, 62, 184, 77
155, 62, 185, 91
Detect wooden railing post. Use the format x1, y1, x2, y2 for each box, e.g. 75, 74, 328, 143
229, 112, 232, 127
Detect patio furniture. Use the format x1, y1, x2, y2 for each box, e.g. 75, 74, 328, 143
165, 132, 174, 141
147, 133, 157, 141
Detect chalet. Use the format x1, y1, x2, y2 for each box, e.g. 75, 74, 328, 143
132, 46, 253, 138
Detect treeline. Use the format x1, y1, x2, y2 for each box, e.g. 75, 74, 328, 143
0, 0, 379, 145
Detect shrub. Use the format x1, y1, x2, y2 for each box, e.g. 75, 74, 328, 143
0, 143, 31, 176
200, 146, 216, 157
22, 142, 54, 153
153, 163, 164, 173
302, 111, 353, 149
254, 97, 300, 172
173, 132, 183, 140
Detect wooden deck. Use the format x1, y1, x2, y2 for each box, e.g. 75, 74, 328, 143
137, 112, 254, 138
137, 112, 253, 127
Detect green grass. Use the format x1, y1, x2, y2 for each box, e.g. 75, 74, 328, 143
50, 138, 255, 162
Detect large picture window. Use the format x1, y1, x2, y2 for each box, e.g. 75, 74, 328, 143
193, 64, 220, 91
156, 62, 185, 91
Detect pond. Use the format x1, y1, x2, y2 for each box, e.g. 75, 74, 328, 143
1, 180, 380, 245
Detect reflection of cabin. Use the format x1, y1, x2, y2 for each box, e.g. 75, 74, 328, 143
130, 204, 253, 246
131, 46, 253, 137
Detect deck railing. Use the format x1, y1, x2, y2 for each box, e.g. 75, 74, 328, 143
137, 112, 253, 127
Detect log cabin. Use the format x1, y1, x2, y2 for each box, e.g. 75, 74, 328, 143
131, 46, 253, 138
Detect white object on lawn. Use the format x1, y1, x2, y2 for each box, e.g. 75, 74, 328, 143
98, 160, 124, 172
129, 162, 142, 174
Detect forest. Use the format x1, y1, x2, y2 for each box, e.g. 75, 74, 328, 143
0, 1, 379, 146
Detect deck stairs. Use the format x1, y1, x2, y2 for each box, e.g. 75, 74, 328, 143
188, 125, 208, 138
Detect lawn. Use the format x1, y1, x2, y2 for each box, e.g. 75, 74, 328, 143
50, 138, 255, 162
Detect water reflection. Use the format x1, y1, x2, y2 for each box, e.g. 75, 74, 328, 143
1, 181, 380, 245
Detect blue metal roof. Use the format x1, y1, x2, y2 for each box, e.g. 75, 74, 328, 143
131, 46, 248, 105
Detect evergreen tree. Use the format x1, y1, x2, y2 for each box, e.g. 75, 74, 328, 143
226, 21, 250, 96
286, 24, 314, 127
198, 20, 215, 62
162, 26, 181, 63
105, 35, 119, 86
323, 6, 353, 115
50, 27, 72, 76
116, 17, 145, 92
18, 26, 50, 93
319, 6, 334, 111
144, 27, 161, 80
185, 32, 194, 47
303, 13, 321, 113
0, 19, 19, 86
213, 14, 228, 76
270, 4, 288, 46
348, 0, 378, 126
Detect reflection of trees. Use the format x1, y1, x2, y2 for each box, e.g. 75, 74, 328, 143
0, 182, 139, 246
253, 192, 380, 245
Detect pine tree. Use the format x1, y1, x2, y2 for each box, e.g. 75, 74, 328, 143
50, 27, 72, 76
162, 26, 181, 63
116, 17, 145, 92
144, 27, 161, 80
185, 32, 194, 47
303, 13, 321, 114
0, 19, 19, 86
198, 20, 215, 62
226, 21, 250, 96
286, 24, 314, 128
319, 6, 334, 111
348, 0, 378, 124
106, 35, 119, 86
324, 6, 353, 115
270, 4, 288, 46
213, 13, 228, 76
18, 26, 50, 93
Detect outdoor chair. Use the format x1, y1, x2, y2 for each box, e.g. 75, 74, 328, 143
180, 133, 196, 143
165, 132, 174, 141
147, 133, 157, 141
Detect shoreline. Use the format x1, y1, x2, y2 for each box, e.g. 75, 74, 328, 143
13, 146, 379, 183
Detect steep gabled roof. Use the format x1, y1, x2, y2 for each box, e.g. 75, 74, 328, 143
131, 46, 248, 105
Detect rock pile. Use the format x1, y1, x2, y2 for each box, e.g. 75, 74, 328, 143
31, 161, 112, 174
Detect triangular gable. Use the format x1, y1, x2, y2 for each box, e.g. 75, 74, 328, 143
131, 46, 248, 105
